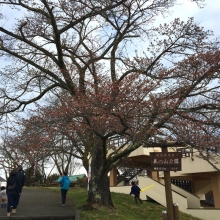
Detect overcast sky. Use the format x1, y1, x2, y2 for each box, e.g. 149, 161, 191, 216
1, 0, 220, 34
0, 0, 219, 178
166, 0, 220, 36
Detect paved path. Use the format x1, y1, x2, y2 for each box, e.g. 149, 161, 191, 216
0, 187, 78, 219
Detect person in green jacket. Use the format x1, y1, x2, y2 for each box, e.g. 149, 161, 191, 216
59, 171, 71, 206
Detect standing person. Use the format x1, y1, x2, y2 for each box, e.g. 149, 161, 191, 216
6, 169, 21, 217
0, 186, 7, 208
16, 165, 25, 190
15, 165, 25, 210
59, 171, 71, 206
130, 181, 142, 204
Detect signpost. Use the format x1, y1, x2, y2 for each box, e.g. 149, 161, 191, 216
150, 152, 182, 171
150, 150, 182, 220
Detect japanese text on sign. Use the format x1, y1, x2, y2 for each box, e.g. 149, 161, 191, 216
150, 152, 182, 171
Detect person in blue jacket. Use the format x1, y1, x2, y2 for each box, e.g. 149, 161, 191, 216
59, 171, 71, 206
130, 181, 142, 204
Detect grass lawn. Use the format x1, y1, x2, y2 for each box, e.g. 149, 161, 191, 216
49, 187, 202, 220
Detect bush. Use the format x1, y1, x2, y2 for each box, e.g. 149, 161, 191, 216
76, 175, 88, 187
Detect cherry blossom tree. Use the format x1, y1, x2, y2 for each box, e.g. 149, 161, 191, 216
0, 0, 219, 207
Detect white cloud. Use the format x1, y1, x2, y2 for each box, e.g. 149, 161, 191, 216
147, 0, 220, 47
171, 0, 220, 35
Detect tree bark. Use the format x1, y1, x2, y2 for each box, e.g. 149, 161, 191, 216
87, 140, 114, 207
87, 171, 113, 207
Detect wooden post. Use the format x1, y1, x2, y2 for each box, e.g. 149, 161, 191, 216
173, 203, 180, 220
162, 211, 168, 220
110, 166, 117, 186
162, 147, 175, 220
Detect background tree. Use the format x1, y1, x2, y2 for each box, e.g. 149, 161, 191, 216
0, 0, 219, 208
24, 166, 42, 186
167, 110, 220, 169
19, 111, 88, 174
0, 114, 84, 179
46, 173, 60, 185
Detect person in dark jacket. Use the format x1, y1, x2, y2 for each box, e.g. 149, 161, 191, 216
130, 181, 142, 204
6, 169, 21, 217
15, 165, 25, 210
59, 171, 71, 206
16, 165, 25, 189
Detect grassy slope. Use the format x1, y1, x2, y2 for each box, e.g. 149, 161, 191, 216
49, 187, 202, 220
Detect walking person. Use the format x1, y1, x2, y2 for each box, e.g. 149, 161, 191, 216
130, 181, 142, 204
16, 165, 25, 189
15, 164, 25, 210
59, 171, 71, 206
6, 169, 21, 217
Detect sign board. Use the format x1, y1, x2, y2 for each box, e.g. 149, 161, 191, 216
150, 152, 182, 171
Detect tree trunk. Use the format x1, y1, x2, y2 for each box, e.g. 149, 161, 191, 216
87, 171, 113, 207
87, 141, 114, 208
